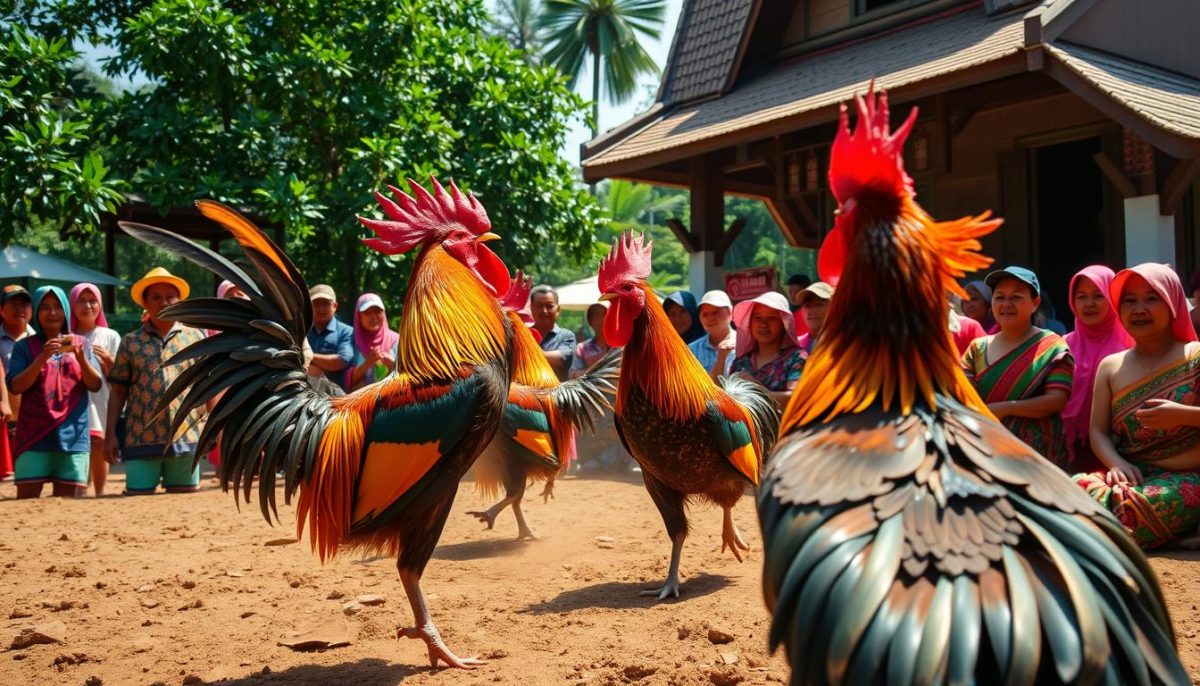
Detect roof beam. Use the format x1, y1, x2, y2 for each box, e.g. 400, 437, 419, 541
1160, 158, 1200, 215
1092, 152, 1137, 198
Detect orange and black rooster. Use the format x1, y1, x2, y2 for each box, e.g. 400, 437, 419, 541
599, 234, 780, 599
759, 88, 1188, 684
121, 178, 513, 670
468, 272, 619, 539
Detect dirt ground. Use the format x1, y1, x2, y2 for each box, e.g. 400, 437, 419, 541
1, 468, 1198, 686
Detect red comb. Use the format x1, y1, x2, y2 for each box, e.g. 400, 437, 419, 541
356, 176, 491, 255
598, 231, 652, 292
828, 83, 917, 206
500, 271, 533, 312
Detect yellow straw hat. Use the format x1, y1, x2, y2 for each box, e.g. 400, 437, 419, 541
130, 267, 190, 307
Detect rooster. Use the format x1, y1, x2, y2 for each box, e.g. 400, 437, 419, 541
758, 88, 1188, 684
120, 178, 514, 670
598, 234, 780, 599
468, 272, 619, 539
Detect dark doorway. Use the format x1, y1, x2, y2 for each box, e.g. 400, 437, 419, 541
1034, 137, 1105, 330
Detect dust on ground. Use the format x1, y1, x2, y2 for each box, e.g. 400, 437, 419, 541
1, 470, 1197, 685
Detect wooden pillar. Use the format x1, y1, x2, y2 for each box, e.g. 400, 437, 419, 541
688, 154, 725, 294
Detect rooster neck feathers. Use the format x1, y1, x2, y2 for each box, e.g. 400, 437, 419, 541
507, 312, 559, 389
781, 87, 998, 433
617, 284, 718, 422
397, 245, 508, 382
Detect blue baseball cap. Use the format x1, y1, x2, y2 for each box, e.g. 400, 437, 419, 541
985, 266, 1040, 297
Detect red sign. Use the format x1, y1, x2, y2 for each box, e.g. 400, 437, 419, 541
724, 266, 777, 302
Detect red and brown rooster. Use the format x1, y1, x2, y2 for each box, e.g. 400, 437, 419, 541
121, 178, 513, 670
599, 234, 780, 599
758, 88, 1188, 684
468, 272, 619, 539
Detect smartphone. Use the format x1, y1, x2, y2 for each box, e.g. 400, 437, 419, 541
57, 336, 75, 354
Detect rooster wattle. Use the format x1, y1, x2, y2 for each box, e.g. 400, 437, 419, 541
757, 87, 1188, 685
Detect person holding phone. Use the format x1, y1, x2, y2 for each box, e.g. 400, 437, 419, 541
6, 286, 101, 498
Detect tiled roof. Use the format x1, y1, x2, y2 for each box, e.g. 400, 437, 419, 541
659, 0, 756, 106
585, 7, 1026, 172
1045, 42, 1200, 141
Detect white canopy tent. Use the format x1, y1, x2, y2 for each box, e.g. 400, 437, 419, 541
552, 275, 603, 312
1, 245, 128, 286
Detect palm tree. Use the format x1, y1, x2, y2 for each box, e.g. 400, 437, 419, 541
538, 0, 665, 139
490, 0, 543, 62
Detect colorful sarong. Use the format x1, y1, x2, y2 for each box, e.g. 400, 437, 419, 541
963, 329, 1073, 467
1072, 351, 1200, 548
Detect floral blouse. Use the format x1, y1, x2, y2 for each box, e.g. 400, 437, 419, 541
731, 348, 805, 391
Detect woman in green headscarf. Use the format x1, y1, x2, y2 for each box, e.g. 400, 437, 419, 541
6, 286, 101, 498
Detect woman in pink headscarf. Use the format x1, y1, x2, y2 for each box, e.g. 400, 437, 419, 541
729, 291, 804, 406
69, 283, 121, 496
346, 293, 400, 391
1073, 263, 1200, 548
1062, 266, 1134, 471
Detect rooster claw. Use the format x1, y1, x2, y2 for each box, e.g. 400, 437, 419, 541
398, 625, 486, 670
466, 510, 497, 530
639, 579, 681, 601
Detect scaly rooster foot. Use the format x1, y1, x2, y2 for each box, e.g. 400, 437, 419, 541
720, 526, 751, 562
639, 578, 681, 601
397, 625, 486, 670
466, 509, 498, 530
540, 482, 555, 504
516, 528, 539, 542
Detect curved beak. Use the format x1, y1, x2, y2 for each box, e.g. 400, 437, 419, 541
476, 232, 501, 243
599, 293, 617, 301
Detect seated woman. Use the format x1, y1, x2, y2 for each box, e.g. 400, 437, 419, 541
1062, 266, 1132, 472
347, 293, 399, 391
1074, 263, 1200, 549
662, 290, 704, 344
730, 291, 804, 406
7, 286, 102, 499
962, 266, 1074, 467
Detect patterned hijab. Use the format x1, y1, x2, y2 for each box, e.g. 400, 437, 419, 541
1111, 263, 1199, 343
1062, 266, 1133, 448
68, 282, 108, 331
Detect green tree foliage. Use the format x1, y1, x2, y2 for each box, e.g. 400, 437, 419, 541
0, 22, 124, 243
4, 0, 599, 308
538, 0, 664, 138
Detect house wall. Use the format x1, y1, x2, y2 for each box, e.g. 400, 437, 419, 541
1061, 0, 1199, 79
930, 92, 1112, 270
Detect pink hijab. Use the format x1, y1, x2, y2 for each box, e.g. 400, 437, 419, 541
352, 293, 400, 357
68, 282, 108, 331
1062, 266, 1134, 448
1111, 263, 1199, 343
731, 292, 797, 358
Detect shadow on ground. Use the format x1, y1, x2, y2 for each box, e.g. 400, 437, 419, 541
221, 658, 424, 685
520, 572, 733, 614
433, 537, 528, 561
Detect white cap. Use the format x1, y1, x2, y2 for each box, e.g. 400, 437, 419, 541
698, 290, 732, 310
357, 293, 385, 312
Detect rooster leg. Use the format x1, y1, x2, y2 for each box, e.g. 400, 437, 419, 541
720, 506, 751, 562
397, 567, 485, 670
466, 497, 514, 530
511, 500, 537, 541
640, 474, 687, 600
540, 475, 556, 503
640, 533, 684, 600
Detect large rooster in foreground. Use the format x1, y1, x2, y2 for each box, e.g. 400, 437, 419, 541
599, 234, 780, 599
759, 89, 1188, 684
121, 178, 513, 669
468, 273, 619, 539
